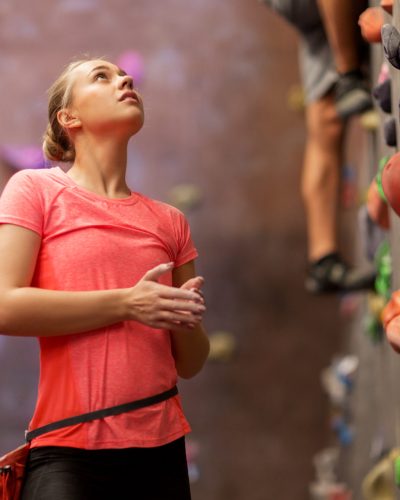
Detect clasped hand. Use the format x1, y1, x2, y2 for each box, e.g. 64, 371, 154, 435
127, 262, 205, 332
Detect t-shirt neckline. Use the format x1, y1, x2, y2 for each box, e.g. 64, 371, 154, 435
54, 166, 139, 205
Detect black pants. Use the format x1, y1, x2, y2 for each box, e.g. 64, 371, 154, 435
21, 437, 192, 500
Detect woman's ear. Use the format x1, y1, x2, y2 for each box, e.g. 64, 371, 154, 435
57, 109, 81, 131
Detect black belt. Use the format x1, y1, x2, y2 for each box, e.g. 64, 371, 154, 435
25, 385, 178, 442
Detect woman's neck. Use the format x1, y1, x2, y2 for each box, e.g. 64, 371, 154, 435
68, 135, 131, 199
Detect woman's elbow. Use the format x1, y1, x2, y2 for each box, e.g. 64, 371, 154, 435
177, 347, 210, 379
178, 365, 203, 380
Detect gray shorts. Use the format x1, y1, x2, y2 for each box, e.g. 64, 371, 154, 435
260, 0, 338, 102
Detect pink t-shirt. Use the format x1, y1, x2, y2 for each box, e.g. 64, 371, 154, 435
0, 167, 198, 449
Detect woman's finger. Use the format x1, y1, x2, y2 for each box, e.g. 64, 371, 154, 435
157, 284, 200, 301
157, 310, 202, 324
160, 299, 205, 313
154, 321, 196, 332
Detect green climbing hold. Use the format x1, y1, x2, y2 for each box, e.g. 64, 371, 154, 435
374, 240, 392, 300
394, 455, 400, 488
376, 155, 390, 202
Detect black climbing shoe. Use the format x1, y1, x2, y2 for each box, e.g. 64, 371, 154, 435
305, 253, 376, 294
334, 71, 373, 120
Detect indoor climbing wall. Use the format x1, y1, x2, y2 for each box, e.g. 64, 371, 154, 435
0, 1, 359, 499
332, 2, 400, 499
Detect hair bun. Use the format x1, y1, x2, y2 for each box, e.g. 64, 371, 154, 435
42, 124, 74, 162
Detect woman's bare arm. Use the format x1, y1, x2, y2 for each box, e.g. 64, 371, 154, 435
0, 224, 204, 336
170, 260, 210, 379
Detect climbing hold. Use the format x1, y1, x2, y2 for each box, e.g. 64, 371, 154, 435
366, 179, 390, 229
383, 116, 397, 147
167, 184, 203, 212
381, 0, 393, 15
378, 62, 390, 85
372, 79, 391, 114
335, 355, 358, 388
382, 24, 400, 70
384, 316, 400, 354
360, 109, 380, 131
116, 50, 145, 86
321, 355, 358, 407
374, 240, 392, 300
309, 447, 352, 499
395, 456, 400, 488
286, 84, 305, 112
365, 288, 387, 343
376, 156, 389, 203
0, 145, 46, 170
185, 439, 200, 483
208, 331, 236, 361
382, 152, 400, 216
309, 481, 352, 499
382, 291, 400, 328
331, 414, 354, 446
368, 292, 387, 320
358, 204, 387, 262
359, 7, 384, 44
362, 448, 400, 499
313, 447, 340, 483
382, 291, 400, 352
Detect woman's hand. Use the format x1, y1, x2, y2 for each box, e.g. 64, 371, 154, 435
126, 262, 205, 331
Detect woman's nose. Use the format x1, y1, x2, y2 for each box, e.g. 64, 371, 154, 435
119, 74, 134, 90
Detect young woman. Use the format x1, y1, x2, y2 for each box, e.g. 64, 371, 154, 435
0, 58, 209, 499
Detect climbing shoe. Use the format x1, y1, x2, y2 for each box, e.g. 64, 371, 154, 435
305, 253, 376, 294
335, 71, 373, 119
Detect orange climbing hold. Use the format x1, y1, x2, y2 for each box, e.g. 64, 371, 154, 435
358, 7, 384, 43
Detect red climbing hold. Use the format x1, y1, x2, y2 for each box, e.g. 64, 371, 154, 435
382, 292, 400, 353
382, 152, 400, 217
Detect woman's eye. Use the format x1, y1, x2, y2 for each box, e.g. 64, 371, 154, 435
95, 72, 107, 80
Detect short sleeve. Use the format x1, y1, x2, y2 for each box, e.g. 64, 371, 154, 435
0, 170, 44, 236
173, 209, 198, 267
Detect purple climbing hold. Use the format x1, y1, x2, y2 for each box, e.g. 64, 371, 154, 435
116, 51, 145, 86
0, 145, 46, 170
383, 116, 397, 148
372, 78, 391, 114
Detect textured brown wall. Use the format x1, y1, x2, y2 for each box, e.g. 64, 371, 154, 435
0, 2, 345, 499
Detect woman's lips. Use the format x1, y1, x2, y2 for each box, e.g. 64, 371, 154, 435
119, 91, 139, 103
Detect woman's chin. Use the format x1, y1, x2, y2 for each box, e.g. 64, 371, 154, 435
107, 115, 144, 138
124, 113, 145, 136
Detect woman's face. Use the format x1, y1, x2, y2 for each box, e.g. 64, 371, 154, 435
66, 59, 144, 138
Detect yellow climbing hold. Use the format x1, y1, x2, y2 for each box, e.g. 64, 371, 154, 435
208, 331, 236, 362
360, 109, 380, 131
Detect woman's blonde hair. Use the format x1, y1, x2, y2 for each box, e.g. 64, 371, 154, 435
43, 58, 101, 162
